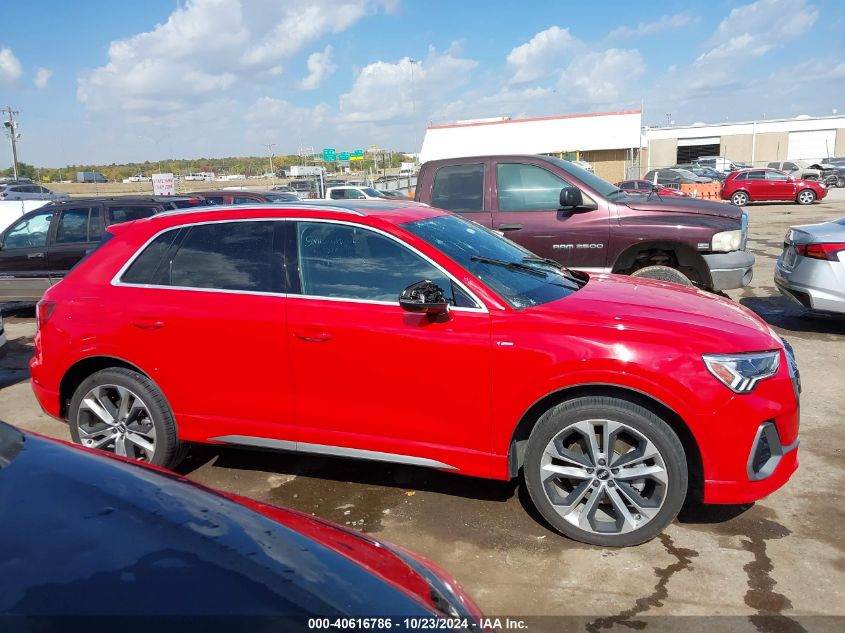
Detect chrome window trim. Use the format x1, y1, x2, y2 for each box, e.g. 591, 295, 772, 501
111, 217, 489, 313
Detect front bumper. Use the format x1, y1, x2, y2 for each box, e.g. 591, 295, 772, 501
702, 250, 756, 291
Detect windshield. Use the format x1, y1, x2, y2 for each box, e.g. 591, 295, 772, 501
543, 156, 621, 198
361, 187, 384, 197
403, 214, 583, 309
673, 169, 699, 179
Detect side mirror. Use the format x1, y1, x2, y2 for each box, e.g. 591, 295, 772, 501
400, 280, 450, 318
559, 186, 583, 208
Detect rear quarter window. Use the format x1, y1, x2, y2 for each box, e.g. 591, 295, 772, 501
120, 229, 181, 285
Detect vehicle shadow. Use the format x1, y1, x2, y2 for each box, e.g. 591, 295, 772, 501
739, 296, 845, 335
178, 443, 518, 504
0, 337, 34, 389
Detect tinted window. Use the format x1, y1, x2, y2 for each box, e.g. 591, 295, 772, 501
296, 221, 460, 304
108, 205, 156, 224
233, 196, 258, 204
168, 221, 276, 292
432, 164, 484, 212
56, 208, 100, 244
747, 170, 766, 181
619, 182, 636, 190
767, 162, 779, 169
766, 170, 788, 181
204, 196, 226, 204
121, 230, 179, 284
403, 214, 582, 309
734, 172, 748, 181
3, 210, 54, 248
497, 163, 570, 211
784, 162, 798, 171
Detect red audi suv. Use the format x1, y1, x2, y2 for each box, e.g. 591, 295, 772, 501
30, 200, 800, 546
720, 168, 827, 206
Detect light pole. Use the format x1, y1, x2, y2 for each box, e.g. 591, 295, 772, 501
3, 106, 20, 180
265, 143, 276, 186
408, 59, 420, 163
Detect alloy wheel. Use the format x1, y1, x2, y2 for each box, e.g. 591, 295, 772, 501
797, 190, 815, 204
539, 419, 668, 535
731, 192, 748, 206
76, 384, 157, 461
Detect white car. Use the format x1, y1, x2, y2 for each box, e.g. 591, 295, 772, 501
325, 185, 385, 200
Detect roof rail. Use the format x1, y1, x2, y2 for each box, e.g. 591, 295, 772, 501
155, 202, 368, 218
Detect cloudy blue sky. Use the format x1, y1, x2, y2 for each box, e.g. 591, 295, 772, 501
1, 0, 843, 167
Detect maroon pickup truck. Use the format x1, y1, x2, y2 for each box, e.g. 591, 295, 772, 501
415, 155, 754, 291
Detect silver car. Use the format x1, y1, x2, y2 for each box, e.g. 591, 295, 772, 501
775, 217, 845, 314
0, 184, 70, 201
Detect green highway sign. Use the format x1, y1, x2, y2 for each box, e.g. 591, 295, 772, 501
322, 148, 337, 162
338, 152, 350, 161
350, 149, 365, 161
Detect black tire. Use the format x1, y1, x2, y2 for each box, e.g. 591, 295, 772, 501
731, 191, 750, 206
796, 189, 816, 205
630, 265, 692, 287
837, 176, 845, 189
69, 367, 186, 469
523, 396, 688, 547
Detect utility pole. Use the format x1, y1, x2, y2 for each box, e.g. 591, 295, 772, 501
264, 142, 276, 186
3, 106, 20, 180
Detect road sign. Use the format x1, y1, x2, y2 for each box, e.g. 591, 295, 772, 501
152, 173, 175, 196
338, 160, 350, 167
322, 148, 336, 162
350, 149, 365, 161
338, 152, 350, 161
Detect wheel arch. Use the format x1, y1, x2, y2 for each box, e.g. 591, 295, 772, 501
59, 355, 160, 419
507, 383, 704, 501
611, 240, 711, 287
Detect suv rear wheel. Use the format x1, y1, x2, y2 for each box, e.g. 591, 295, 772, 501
523, 396, 687, 547
730, 191, 749, 206
69, 367, 186, 469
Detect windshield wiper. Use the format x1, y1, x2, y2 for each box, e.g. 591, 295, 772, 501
470, 255, 547, 278
521, 257, 586, 285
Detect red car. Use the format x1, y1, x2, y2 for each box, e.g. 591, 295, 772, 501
616, 179, 686, 197
30, 200, 800, 547
720, 169, 827, 206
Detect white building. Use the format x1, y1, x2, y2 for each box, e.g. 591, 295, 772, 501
420, 110, 643, 182
644, 115, 845, 170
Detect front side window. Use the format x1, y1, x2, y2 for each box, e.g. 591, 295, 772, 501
295, 221, 465, 304
496, 163, 571, 211
3, 210, 54, 248
168, 221, 277, 292
784, 162, 798, 171
431, 163, 484, 212
765, 170, 788, 182
403, 214, 583, 310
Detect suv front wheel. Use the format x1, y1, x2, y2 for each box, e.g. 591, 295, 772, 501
523, 396, 687, 547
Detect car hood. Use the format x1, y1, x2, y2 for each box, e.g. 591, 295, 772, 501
0, 428, 450, 617
621, 195, 742, 220
536, 273, 780, 352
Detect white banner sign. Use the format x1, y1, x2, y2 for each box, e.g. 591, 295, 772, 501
152, 173, 175, 196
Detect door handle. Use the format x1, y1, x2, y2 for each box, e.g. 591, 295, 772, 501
131, 318, 166, 330
498, 223, 523, 231
294, 330, 333, 342
27, 252, 45, 259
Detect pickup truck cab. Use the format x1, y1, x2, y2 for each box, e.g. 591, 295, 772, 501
415, 155, 754, 291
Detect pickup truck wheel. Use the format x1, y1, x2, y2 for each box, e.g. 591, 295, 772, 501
523, 396, 687, 547
730, 191, 749, 206
630, 265, 692, 287
796, 189, 816, 205
69, 367, 187, 469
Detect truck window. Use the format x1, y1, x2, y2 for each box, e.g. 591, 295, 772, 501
431, 164, 484, 212
496, 163, 570, 211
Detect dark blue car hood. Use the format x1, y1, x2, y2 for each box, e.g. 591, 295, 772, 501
0, 426, 433, 617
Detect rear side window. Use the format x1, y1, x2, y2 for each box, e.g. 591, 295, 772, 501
432, 164, 484, 212
169, 221, 277, 292
120, 229, 180, 285
747, 170, 766, 180
108, 205, 157, 224
233, 196, 258, 205
55, 207, 101, 244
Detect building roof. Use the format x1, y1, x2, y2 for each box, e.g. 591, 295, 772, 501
420, 110, 642, 163
644, 114, 845, 141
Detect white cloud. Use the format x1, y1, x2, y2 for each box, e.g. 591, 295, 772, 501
696, 0, 817, 65
0, 47, 22, 83
299, 45, 336, 90
506, 26, 578, 84
607, 13, 693, 39
559, 48, 645, 105
77, 0, 390, 118
34, 67, 52, 88
338, 46, 477, 125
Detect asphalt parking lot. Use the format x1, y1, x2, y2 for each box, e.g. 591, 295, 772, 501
2, 191, 844, 631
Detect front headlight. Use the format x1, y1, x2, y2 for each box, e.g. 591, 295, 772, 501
703, 351, 780, 393
711, 229, 742, 252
